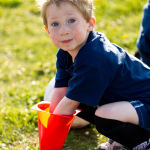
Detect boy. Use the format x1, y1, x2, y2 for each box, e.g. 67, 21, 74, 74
99, 1, 150, 149
41, 0, 150, 149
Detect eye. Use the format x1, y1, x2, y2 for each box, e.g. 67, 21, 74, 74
68, 19, 76, 24
51, 22, 59, 27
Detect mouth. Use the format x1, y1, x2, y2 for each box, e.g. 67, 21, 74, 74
61, 39, 72, 44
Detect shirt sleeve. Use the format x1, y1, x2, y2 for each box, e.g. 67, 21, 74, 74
55, 49, 73, 87
65, 43, 119, 106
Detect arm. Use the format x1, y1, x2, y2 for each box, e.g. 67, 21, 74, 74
49, 50, 72, 112
53, 96, 80, 115
50, 87, 68, 113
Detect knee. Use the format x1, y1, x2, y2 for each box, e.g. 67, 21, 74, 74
44, 77, 55, 101
95, 105, 112, 119
71, 116, 90, 128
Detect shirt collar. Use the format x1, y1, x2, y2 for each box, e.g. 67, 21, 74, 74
86, 31, 97, 43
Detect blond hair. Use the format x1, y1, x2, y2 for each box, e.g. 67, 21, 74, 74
38, 0, 93, 27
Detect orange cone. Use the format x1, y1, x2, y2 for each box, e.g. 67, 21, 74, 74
32, 101, 80, 150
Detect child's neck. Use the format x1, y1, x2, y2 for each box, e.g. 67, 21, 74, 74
68, 33, 90, 62
68, 49, 80, 63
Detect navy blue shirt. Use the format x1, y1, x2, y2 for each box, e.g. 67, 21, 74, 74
55, 31, 150, 108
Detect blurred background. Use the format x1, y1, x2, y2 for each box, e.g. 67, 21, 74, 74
0, 0, 146, 149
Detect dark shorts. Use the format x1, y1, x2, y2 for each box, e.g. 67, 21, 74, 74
129, 100, 150, 131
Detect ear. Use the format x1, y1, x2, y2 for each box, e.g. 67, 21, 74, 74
44, 26, 50, 34
88, 16, 96, 31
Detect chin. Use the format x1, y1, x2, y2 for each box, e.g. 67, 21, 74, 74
62, 48, 74, 51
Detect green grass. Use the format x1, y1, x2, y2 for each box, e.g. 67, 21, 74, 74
0, 0, 147, 149
0, 0, 22, 8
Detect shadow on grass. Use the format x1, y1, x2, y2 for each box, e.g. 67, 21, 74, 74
63, 125, 99, 150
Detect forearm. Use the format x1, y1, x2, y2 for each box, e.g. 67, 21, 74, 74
50, 87, 68, 113
53, 96, 80, 115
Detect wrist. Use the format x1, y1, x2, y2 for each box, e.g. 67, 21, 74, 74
53, 97, 79, 115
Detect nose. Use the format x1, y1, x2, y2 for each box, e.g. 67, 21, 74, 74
59, 24, 70, 36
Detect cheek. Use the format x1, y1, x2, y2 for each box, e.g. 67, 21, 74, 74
74, 29, 87, 42
72, 23, 89, 42
49, 33, 58, 43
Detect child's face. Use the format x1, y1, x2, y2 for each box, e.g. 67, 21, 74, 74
46, 2, 94, 53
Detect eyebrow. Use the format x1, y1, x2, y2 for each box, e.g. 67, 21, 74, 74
48, 12, 76, 20
47, 15, 59, 20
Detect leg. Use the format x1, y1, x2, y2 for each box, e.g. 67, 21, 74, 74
77, 102, 150, 149
71, 117, 90, 128
44, 77, 90, 128
44, 77, 55, 101
95, 116, 150, 149
72, 103, 98, 128
136, 1, 150, 66
95, 101, 139, 125
95, 101, 150, 149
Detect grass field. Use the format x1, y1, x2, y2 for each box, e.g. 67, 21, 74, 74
0, 0, 147, 149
